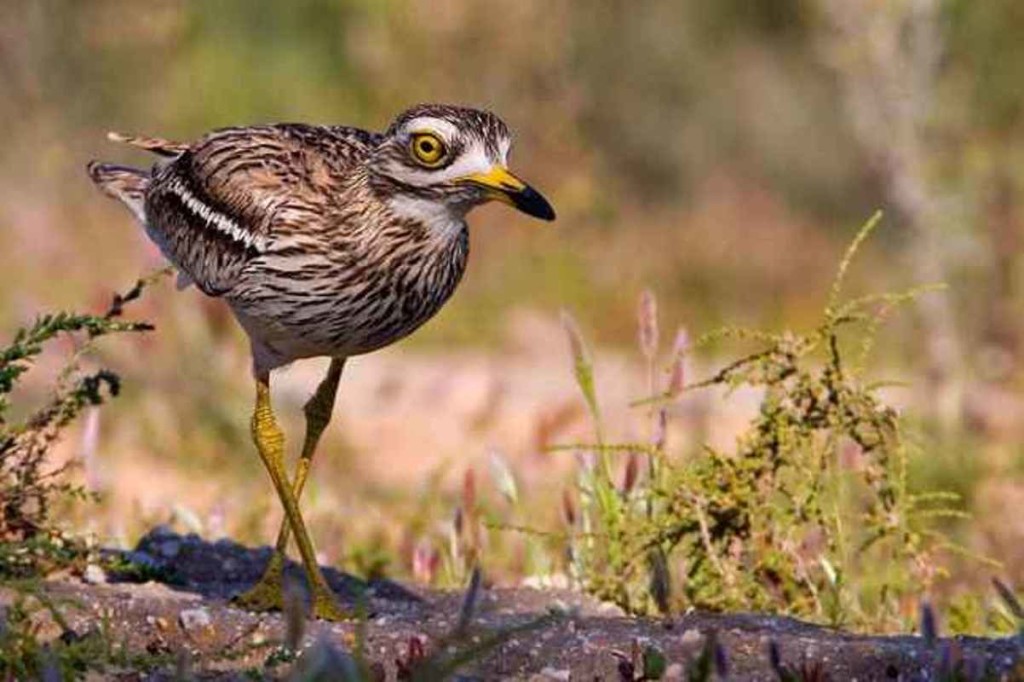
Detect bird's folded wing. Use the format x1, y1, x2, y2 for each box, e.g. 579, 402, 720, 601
144, 124, 376, 296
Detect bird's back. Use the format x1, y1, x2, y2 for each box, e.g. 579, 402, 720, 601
150, 124, 383, 295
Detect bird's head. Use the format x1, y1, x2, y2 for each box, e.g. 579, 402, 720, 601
369, 104, 555, 223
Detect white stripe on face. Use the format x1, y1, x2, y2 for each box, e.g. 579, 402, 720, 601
388, 116, 510, 187
403, 116, 461, 142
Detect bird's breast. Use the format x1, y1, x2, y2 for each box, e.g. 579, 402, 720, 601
228, 221, 470, 361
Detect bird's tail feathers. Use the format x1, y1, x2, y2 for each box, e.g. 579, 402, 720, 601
106, 131, 188, 157
87, 161, 149, 223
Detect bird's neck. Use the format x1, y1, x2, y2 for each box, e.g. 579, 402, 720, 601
385, 194, 468, 243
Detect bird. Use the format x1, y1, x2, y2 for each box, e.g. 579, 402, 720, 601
86, 104, 555, 620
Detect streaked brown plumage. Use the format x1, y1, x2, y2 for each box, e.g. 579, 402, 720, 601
90, 105, 553, 372
87, 104, 554, 620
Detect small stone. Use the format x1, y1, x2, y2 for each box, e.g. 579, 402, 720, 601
665, 663, 685, 681
82, 564, 107, 585
159, 540, 181, 558
680, 628, 704, 646
537, 668, 570, 681
178, 607, 212, 633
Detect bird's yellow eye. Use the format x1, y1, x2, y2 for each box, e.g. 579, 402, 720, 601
410, 133, 446, 167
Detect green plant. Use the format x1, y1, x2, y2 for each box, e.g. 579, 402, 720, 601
557, 213, 987, 631
0, 271, 162, 578
99, 551, 183, 586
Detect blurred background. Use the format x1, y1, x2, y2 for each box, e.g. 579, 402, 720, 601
2, 0, 1022, 601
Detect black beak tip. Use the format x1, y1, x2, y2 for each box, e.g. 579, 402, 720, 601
512, 185, 556, 222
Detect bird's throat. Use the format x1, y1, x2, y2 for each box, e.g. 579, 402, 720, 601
386, 194, 468, 242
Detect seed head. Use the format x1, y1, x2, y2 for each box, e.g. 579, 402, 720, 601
637, 289, 659, 361
666, 327, 689, 398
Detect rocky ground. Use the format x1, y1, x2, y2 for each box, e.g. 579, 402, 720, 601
3, 527, 1021, 681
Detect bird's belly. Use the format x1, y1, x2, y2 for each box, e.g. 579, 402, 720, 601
227, 270, 460, 367
226, 230, 469, 370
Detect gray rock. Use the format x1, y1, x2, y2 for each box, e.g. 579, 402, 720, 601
178, 607, 212, 632
123, 550, 159, 568
82, 564, 107, 585
680, 628, 704, 646
159, 540, 181, 558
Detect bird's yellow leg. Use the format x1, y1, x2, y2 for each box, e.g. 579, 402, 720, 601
235, 359, 344, 613
237, 372, 350, 621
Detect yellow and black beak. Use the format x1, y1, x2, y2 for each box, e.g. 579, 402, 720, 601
460, 166, 556, 221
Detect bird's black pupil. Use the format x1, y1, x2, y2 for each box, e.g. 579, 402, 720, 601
420, 140, 434, 153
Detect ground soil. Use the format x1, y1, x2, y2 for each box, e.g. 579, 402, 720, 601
3, 527, 1021, 681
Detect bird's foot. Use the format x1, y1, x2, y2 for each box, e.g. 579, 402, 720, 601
310, 588, 357, 622
232, 574, 285, 613
233, 572, 355, 622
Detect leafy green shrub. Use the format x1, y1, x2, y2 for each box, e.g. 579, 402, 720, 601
558, 213, 985, 631
0, 271, 161, 578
